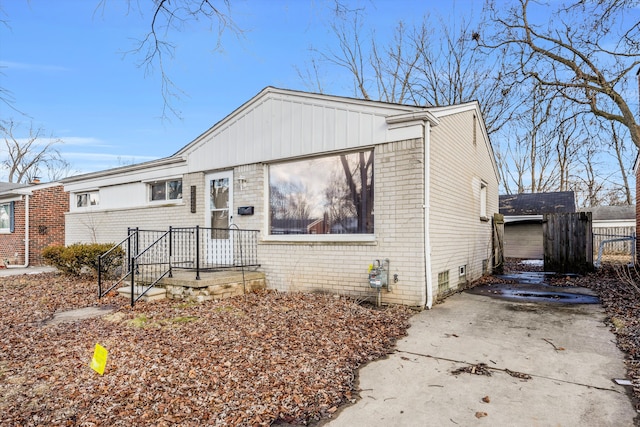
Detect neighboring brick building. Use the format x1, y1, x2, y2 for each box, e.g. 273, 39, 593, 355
637, 160, 640, 263
0, 181, 68, 266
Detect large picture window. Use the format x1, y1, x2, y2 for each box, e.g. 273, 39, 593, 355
269, 150, 374, 235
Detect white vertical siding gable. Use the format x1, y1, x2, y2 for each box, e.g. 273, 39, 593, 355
183, 88, 419, 172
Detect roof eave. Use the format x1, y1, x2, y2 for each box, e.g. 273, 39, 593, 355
61, 156, 187, 184
386, 110, 440, 126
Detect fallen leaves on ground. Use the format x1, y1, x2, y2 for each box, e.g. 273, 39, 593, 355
0, 273, 413, 426
451, 363, 492, 376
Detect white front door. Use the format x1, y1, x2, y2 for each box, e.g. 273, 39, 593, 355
205, 171, 233, 265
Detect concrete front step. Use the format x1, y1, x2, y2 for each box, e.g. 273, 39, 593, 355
117, 285, 167, 302
116, 270, 266, 303
160, 270, 266, 302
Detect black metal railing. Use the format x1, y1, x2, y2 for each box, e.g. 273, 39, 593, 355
170, 225, 260, 279
97, 228, 166, 299
98, 226, 260, 305
129, 230, 172, 306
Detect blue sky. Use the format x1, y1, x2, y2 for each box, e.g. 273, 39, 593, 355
0, 0, 485, 179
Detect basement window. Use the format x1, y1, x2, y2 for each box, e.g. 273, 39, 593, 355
459, 265, 467, 277
438, 270, 450, 293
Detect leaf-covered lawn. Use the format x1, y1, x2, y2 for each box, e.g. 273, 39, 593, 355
0, 273, 412, 426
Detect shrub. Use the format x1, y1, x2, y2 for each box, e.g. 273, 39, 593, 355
42, 243, 124, 277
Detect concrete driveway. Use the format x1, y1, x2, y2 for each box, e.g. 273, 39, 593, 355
326, 277, 638, 426
0, 266, 57, 277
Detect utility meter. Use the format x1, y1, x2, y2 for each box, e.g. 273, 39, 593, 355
368, 259, 389, 289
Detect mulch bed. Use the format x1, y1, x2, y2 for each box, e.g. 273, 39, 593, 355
0, 273, 412, 426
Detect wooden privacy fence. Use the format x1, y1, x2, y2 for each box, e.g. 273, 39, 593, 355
543, 212, 594, 274
493, 213, 505, 274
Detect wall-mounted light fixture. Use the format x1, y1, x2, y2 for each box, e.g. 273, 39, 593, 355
237, 176, 247, 190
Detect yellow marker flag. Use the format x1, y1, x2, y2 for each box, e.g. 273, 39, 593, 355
90, 343, 108, 375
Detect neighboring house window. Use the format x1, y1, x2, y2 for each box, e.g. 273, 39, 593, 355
269, 150, 374, 235
480, 181, 488, 220
0, 202, 13, 233
151, 179, 182, 201
76, 191, 99, 208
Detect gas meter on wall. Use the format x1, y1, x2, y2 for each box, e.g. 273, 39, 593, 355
368, 259, 390, 290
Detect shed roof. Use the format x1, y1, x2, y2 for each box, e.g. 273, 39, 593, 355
499, 192, 576, 216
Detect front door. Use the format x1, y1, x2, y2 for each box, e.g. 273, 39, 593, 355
205, 171, 233, 265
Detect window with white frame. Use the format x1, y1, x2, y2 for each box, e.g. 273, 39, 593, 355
150, 179, 182, 201
0, 202, 12, 232
480, 181, 488, 220
269, 150, 374, 235
76, 191, 99, 208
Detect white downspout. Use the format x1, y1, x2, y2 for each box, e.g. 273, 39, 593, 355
8, 193, 29, 268
423, 121, 433, 309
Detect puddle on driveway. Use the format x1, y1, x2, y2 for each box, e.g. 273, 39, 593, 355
467, 272, 600, 304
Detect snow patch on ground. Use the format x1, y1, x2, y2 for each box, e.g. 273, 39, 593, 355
519, 259, 544, 267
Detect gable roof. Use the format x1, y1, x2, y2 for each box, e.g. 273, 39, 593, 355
579, 205, 635, 221
499, 191, 576, 215
61, 86, 498, 188
172, 86, 439, 159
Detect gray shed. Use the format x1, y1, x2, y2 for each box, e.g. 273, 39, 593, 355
499, 192, 576, 259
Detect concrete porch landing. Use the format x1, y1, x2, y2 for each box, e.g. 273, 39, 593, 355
117, 270, 266, 303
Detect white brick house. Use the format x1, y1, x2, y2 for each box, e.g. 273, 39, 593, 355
62, 87, 499, 308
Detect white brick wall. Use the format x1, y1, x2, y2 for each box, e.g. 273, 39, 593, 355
65, 109, 499, 308
258, 138, 427, 307
429, 110, 499, 298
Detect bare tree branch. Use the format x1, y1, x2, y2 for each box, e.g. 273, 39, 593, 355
98, 0, 240, 121
0, 120, 71, 183
482, 0, 640, 149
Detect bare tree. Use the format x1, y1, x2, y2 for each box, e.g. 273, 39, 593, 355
553, 113, 582, 193
582, 117, 634, 205
339, 151, 373, 234
269, 181, 311, 222
571, 140, 608, 207
323, 167, 356, 232
483, 0, 640, 149
494, 81, 561, 193
303, 6, 517, 134
606, 120, 634, 205
97, 0, 240, 120
0, 120, 71, 183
